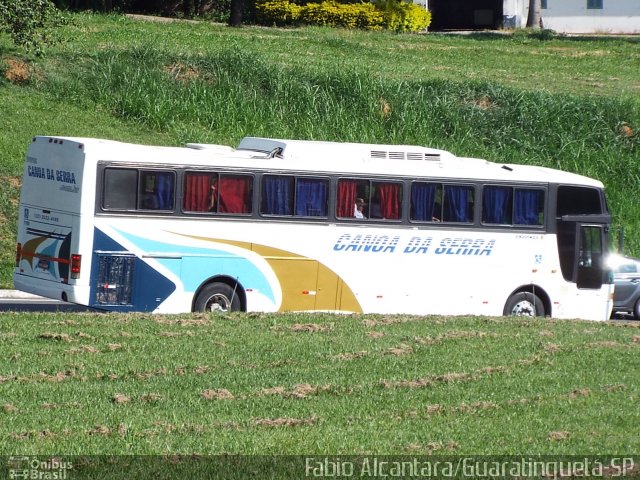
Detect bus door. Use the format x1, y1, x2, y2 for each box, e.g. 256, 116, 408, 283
575, 224, 607, 290
556, 216, 613, 319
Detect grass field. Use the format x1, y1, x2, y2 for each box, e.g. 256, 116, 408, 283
1, 311, 639, 457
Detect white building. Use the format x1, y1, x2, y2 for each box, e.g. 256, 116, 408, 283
423, 0, 640, 34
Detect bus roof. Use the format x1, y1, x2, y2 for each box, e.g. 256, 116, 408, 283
34, 135, 604, 188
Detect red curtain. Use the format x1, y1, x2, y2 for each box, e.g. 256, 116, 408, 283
219, 176, 251, 214
378, 183, 401, 220
184, 173, 212, 212
337, 180, 357, 218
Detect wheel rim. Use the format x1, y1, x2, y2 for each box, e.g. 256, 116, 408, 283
510, 299, 536, 317
205, 293, 231, 312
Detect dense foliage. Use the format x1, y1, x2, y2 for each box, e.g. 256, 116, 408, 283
0, 0, 65, 54
256, 0, 430, 31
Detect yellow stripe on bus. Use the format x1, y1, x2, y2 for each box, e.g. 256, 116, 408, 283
176, 234, 362, 313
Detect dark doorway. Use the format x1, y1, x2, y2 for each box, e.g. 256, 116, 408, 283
429, 0, 503, 30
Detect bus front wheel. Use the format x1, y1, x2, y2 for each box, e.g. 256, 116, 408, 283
504, 292, 545, 317
194, 282, 241, 313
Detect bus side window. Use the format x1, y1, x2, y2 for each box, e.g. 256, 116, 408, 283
371, 181, 402, 220
103, 168, 137, 210
262, 175, 294, 216
514, 188, 544, 226
482, 186, 513, 224
218, 174, 253, 214
295, 178, 328, 217
139, 171, 175, 211
336, 178, 366, 219
410, 182, 443, 222
184, 172, 217, 213
443, 185, 474, 223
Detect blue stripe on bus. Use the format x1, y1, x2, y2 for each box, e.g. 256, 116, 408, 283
113, 228, 276, 304
90, 228, 177, 312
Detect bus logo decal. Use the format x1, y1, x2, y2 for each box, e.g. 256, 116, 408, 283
333, 234, 400, 253
434, 238, 495, 256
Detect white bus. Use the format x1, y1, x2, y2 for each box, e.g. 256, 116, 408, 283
14, 136, 614, 320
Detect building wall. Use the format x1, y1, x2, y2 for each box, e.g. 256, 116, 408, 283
503, 0, 640, 33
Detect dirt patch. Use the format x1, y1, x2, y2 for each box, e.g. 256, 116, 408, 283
3, 404, 19, 414
112, 394, 131, 404
333, 351, 368, 361
7, 176, 21, 189
549, 431, 570, 441
259, 383, 331, 398
587, 340, 625, 349
39, 332, 72, 342
568, 388, 591, 398
405, 440, 460, 453
384, 344, 413, 356
66, 345, 100, 354
289, 323, 333, 333
159, 330, 195, 337
140, 393, 164, 403
164, 62, 208, 84
201, 388, 234, 400
89, 425, 112, 436
378, 97, 392, 119
3, 58, 31, 84
382, 371, 470, 389
254, 415, 318, 427
413, 330, 494, 345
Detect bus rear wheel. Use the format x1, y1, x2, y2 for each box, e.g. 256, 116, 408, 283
195, 282, 241, 313
504, 292, 545, 317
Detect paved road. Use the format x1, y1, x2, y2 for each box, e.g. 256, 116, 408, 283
0, 290, 93, 312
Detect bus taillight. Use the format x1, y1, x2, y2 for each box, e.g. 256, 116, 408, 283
15, 243, 22, 267
71, 254, 82, 279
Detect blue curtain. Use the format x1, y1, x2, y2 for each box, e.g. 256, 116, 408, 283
482, 186, 512, 224
444, 186, 472, 222
411, 183, 437, 221
296, 179, 328, 216
514, 189, 543, 225
263, 176, 293, 215
156, 173, 173, 210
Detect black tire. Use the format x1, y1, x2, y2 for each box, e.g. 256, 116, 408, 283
194, 282, 241, 312
504, 292, 545, 317
634, 298, 640, 321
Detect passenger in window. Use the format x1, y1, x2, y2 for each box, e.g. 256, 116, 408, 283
354, 198, 366, 219
208, 180, 217, 212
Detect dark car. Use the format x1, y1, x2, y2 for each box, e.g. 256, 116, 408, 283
609, 254, 640, 319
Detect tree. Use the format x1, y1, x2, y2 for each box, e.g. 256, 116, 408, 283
526, 0, 541, 29
229, 0, 242, 26
0, 0, 64, 55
